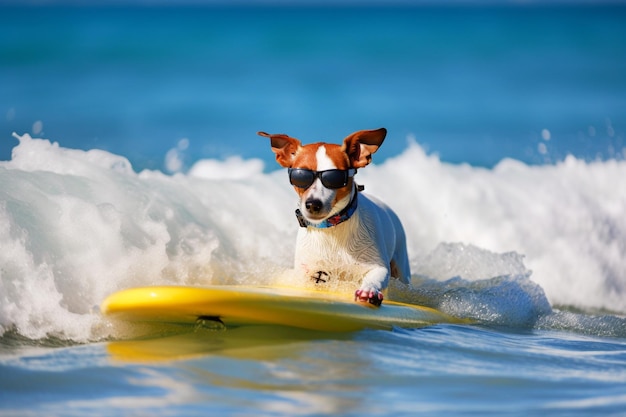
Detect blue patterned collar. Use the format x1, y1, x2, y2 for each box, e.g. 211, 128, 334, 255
295, 188, 359, 229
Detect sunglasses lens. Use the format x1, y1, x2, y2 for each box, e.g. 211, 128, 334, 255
320, 170, 348, 189
288, 169, 353, 189
289, 169, 315, 188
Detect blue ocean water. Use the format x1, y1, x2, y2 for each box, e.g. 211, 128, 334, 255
1, 4, 625, 170
1, 3, 626, 416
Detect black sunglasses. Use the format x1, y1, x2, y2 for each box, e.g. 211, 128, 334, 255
288, 168, 356, 189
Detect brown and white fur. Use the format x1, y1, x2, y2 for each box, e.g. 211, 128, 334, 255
258, 128, 411, 306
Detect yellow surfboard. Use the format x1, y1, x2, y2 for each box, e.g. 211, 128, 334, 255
101, 285, 467, 332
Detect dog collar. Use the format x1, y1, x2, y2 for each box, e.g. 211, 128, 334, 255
295, 187, 360, 229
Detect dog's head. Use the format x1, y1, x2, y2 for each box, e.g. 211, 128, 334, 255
258, 128, 386, 224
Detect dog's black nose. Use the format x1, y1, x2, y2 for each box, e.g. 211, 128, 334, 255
305, 198, 323, 214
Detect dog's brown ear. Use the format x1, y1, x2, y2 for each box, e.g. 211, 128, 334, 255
342, 128, 386, 168
257, 131, 302, 168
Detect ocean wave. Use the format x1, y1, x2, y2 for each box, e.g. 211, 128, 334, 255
1, 134, 625, 341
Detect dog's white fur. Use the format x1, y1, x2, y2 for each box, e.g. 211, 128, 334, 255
258, 128, 411, 305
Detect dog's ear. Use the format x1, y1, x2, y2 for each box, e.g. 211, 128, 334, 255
257, 131, 302, 168
342, 128, 386, 168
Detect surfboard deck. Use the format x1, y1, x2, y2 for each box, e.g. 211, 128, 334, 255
101, 285, 467, 332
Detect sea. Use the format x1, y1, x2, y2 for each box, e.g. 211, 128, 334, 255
1, 2, 626, 416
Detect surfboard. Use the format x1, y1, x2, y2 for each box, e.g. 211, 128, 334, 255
101, 285, 467, 332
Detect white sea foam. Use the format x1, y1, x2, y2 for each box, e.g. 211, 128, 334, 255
1, 134, 625, 341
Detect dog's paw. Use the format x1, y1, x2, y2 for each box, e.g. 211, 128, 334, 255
354, 288, 383, 307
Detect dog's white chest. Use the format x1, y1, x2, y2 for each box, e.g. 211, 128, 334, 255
293, 208, 383, 281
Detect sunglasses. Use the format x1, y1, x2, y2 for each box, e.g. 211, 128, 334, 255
288, 168, 356, 189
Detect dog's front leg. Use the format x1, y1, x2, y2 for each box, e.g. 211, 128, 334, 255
355, 266, 389, 307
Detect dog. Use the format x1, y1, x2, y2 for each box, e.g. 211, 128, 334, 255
258, 128, 411, 306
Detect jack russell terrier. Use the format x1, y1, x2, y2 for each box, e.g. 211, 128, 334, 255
258, 128, 411, 306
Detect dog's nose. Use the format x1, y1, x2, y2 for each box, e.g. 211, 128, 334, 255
305, 198, 323, 214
